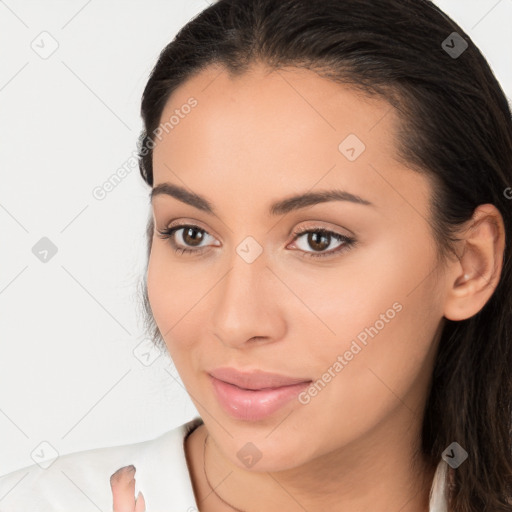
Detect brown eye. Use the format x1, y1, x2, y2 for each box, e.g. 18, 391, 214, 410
156, 224, 216, 255
182, 226, 205, 246
290, 227, 356, 259
306, 231, 331, 252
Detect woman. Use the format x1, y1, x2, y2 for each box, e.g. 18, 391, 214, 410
114, 0, 512, 508
1, 0, 511, 511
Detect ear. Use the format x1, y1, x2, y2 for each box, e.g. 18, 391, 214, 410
443, 204, 506, 321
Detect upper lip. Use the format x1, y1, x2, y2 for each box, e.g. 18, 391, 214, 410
209, 367, 312, 390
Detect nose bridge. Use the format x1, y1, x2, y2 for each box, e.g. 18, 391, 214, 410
210, 239, 284, 346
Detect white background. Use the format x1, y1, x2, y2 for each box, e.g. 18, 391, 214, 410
1, 0, 511, 476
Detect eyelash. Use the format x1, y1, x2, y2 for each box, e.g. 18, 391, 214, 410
156, 224, 356, 259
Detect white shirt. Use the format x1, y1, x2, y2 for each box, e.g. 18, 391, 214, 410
0, 416, 449, 511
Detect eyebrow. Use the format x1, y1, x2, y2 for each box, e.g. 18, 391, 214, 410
150, 182, 374, 216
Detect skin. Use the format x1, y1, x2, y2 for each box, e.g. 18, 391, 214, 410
111, 63, 505, 511
110, 465, 145, 512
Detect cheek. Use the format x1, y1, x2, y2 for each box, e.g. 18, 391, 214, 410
280, 229, 431, 345
146, 248, 202, 352
312, 301, 438, 449
293, 235, 441, 434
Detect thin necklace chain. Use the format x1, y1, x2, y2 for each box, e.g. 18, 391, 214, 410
203, 433, 248, 512
201, 431, 442, 511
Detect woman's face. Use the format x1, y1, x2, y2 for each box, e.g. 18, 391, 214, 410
147, 63, 447, 471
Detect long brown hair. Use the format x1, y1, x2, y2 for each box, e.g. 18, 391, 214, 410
136, 1, 512, 509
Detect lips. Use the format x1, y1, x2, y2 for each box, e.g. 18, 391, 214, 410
209, 374, 312, 421
208, 367, 312, 390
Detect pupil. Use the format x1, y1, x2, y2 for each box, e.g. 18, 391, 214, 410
309, 232, 329, 251
185, 227, 203, 246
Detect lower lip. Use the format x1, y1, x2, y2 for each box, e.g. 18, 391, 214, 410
209, 375, 311, 421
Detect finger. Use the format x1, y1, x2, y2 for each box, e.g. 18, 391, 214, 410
110, 465, 136, 512
134, 491, 146, 512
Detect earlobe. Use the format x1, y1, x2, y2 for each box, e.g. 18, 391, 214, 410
442, 204, 505, 322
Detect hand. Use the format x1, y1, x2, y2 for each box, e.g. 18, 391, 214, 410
110, 465, 146, 512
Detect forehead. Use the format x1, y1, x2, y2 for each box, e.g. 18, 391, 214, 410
151, 63, 430, 216
155, 62, 398, 147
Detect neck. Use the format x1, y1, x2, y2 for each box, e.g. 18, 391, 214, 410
187, 408, 437, 512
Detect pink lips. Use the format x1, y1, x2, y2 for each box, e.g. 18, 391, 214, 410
208, 367, 312, 421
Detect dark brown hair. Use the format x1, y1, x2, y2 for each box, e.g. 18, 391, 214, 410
136, 0, 512, 509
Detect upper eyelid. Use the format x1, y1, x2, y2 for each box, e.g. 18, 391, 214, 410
164, 219, 218, 238
162, 215, 352, 234
165, 222, 348, 244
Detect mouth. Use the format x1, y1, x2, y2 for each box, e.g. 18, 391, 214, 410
208, 374, 312, 421
208, 367, 312, 390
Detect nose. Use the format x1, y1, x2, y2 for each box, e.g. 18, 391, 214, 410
210, 244, 287, 349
